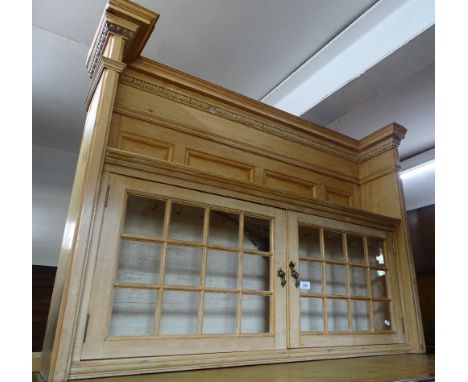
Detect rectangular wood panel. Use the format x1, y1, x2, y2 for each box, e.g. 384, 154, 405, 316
325, 187, 352, 207
185, 149, 254, 182
264, 170, 316, 197
119, 132, 174, 161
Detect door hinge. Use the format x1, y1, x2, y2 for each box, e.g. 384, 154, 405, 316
83, 314, 90, 343
104, 184, 111, 208
392, 240, 396, 256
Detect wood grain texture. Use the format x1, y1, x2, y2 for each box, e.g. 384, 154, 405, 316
40, 2, 424, 380
40, 31, 128, 382
34, 355, 434, 382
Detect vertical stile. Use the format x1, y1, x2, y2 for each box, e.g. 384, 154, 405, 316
363, 236, 375, 333
153, 199, 172, 335
269, 217, 274, 335
384, 238, 393, 330
197, 207, 210, 335
320, 228, 328, 333
236, 214, 244, 335
343, 233, 352, 332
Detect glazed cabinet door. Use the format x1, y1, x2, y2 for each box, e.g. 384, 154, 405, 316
81, 174, 287, 359
287, 211, 406, 349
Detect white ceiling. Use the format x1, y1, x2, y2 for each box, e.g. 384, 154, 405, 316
303, 26, 435, 159
32, 0, 435, 266
33, 0, 379, 153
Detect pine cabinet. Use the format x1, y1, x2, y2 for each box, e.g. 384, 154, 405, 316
81, 174, 406, 361
38, 2, 424, 381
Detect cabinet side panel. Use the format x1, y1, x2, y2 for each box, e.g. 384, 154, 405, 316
40, 63, 123, 381
39, 79, 103, 381
359, 149, 425, 353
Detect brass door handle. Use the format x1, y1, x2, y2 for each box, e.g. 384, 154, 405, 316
289, 261, 300, 288
277, 268, 286, 287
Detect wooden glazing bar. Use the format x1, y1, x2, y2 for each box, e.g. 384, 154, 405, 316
113, 282, 160, 290
236, 213, 244, 335
347, 262, 372, 269
120, 233, 165, 244
153, 199, 172, 335
242, 249, 273, 257
204, 287, 238, 294
205, 244, 240, 253
241, 289, 273, 296
299, 292, 323, 298
268, 217, 274, 335
197, 207, 210, 335
343, 233, 353, 332
323, 294, 354, 300
363, 236, 375, 333
161, 285, 203, 292
165, 239, 205, 248
368, 264, 388, 271
320, 228, 328, 333
298, 256, 323, 263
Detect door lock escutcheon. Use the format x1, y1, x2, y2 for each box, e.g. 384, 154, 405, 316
289, 261, 300, 288
277, 268, 286, 287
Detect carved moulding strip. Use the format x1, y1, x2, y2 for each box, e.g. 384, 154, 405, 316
87, 18, 136, 79
104, 148, 399, 231
119, 74, 361, 163
358, 141, 400, 162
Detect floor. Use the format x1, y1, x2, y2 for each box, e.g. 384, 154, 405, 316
34, 354, 435, 382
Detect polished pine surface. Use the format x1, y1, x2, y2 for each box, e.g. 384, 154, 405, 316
34, 354, 434, 382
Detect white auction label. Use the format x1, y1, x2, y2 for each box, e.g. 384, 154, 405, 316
299, 281, 311, 290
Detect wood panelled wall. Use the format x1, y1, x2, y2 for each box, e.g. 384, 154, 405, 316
32, 265, 57, 351
407, 205, 435, 353
107, 75, 361, 210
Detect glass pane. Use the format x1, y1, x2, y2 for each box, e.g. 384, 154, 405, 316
325, 264, 347, 296
373, 301, 392, 331
349, 267, 368, 297
300, 297, 323, 331
370, 270, 388, 298
347, 234, 365, 264
299, 261, 322, 294
244, 216, 270, 252
242, 254, 270, 291
241, 294, 269, 333
327, 298, 348, 331
298, 225, 321, 258
169, 203, 205, 243
352, 300, 370, 331
203, 292, 237, 334
368, 239, 385, 267
109, 288, 156, 336
205, 250, 238, 289
123, 195, 165, 238
116, 240, 162, 284
164, 245, 202, 286
323, 230, 344, 261
208, 210, 239, 248
159, 290, 199, 335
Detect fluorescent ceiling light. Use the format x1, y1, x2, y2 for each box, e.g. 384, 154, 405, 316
400, 160, 435, 180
